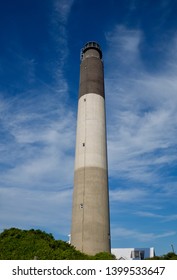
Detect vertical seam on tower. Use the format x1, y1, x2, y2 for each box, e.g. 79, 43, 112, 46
82, 84, 87, 252
81, 94, 87, 253
81, 58, 88, 252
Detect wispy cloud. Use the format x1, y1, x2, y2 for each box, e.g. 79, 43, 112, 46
0, 186, 72, 237
0, 81, 75, 239
54, 0, 74, 24
0, 90, 75, 190
104, 25, 177, 252
110, 188, 148, 202
0, 1, 76, 238
111, 226, 176, 242
106, 25, 142, 66
135, 211, 177, 222
51, 0, 74, 68
105, 26, 177, 192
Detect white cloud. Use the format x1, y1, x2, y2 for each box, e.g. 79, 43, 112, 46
0, 88, 75, 238
54, 0, 74, 24
111, 226, 176, 242
110, 188, 148, 202
0, 1, 76, 238
0, 186, 72, 236
0, 91, 75, 190
105, 25, 177, 191
105, 25, 142, 65
135, 211, 177, 222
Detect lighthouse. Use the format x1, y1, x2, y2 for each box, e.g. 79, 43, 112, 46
71, 42, 110, 255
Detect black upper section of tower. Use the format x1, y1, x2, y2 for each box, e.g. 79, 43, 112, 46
79, 41, 105, 99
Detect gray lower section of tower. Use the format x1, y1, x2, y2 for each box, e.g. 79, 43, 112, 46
71, 166, 110, 255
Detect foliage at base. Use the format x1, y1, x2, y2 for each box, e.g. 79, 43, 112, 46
0, 228, 115, 260
147, 252, 177, 260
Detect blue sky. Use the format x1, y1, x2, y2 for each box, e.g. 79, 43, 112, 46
0, 0, 177, 256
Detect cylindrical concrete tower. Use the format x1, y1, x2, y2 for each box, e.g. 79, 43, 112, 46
71, 42, 110, 255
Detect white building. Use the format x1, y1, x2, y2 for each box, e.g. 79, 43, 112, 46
111, 248, 155, 260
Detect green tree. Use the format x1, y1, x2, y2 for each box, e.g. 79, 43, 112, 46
93, 252, 116, 260
147, 251, 177, 260
0, 228, 116, 260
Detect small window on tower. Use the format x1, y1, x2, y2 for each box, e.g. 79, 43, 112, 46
84, 98, 86, 102
80, 204, 84, 209
82, 143, 85, 147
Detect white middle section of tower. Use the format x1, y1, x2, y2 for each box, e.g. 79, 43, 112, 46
75, 93, 107, 170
